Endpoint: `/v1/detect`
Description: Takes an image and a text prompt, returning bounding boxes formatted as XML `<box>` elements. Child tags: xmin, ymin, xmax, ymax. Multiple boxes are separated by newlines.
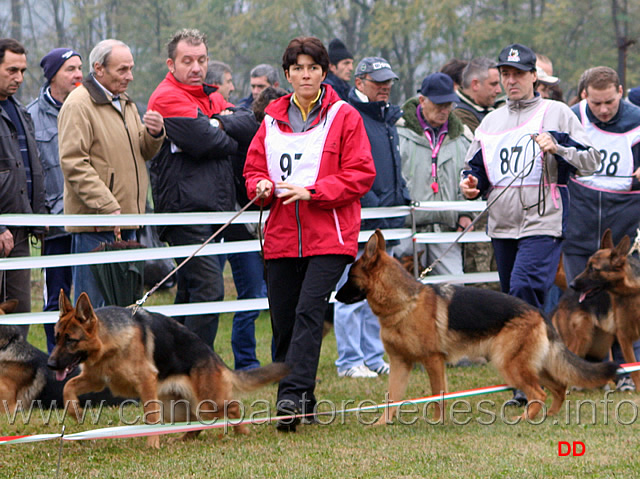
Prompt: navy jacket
<box><xmin>348</xmin><ymin>87</ymin><xmax>410</xmax><ymax>230</ymax></box>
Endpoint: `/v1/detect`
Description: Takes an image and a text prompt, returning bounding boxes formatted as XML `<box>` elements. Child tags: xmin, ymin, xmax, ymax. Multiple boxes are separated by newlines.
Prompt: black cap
<box><xmin>328</xmin><ymin>38</ymin><xmax>353</xmax><ymax>65</ymax></box>
<box><xmin>497</xmin><ymin>43</ymin><xmax>536</xmax><ymax>71</ymax></box>
<box><xmin>418</xmin><ymin>73</ymin><xmax>458</xmax><ymax>104</ymax></box>
<box><xmin>40</xmin><ymin>48</ymin><xmax>82</xmax><ymax>82</ymax></box>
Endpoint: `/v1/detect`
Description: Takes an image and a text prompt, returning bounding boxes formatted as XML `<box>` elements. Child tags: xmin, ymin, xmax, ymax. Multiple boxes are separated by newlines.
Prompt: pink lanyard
<box><xmin>417</xmin><ymin>105</ymin><xmax>448</xmax><ymax>194</ymax></box>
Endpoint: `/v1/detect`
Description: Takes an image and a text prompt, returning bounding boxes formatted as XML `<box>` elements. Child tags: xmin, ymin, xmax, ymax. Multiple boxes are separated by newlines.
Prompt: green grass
<box><xmin>7</xmin><ymin>267</ymin><xmax>640</xmax><ymax>478</ymax></box>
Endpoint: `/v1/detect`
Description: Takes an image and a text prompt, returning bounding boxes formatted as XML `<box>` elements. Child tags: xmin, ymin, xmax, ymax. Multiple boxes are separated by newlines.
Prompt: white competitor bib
<box><xmin>576</xmin><ymin>99</ymin><xmax>640</xmax><ymax>191</ymax></box>
<box><xmin>264</xmin><ymin>101</ymin><xmax>345</xmax><ymax>195</ymax></box>
<box><xmin>476</xmin><ymin>101</ymin><xmax>551</xmax><ymax>187</ymax></box>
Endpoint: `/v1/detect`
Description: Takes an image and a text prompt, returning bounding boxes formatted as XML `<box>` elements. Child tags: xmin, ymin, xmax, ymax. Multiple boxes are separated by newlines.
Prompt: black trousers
<box><xmin>265</xmin><ymin>254</ymin><xmax>350</xmax><ymax>413</ymax></box>
<box><xmin>1</xmin><ymin>228</ymin><xmax>31</xmax><ymax>338</ymax></box>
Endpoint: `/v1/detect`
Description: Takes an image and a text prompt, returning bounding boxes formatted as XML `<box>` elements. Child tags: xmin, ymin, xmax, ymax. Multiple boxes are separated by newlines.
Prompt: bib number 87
<box><xmin>500</xmin><ymin>146</ymin><xmax>533</xmax><ymax>176</ymax></box>
<box><xmin>280</xmin><ymin>153</ymin><xmax>303</xmax><ymax>181</ymax></box>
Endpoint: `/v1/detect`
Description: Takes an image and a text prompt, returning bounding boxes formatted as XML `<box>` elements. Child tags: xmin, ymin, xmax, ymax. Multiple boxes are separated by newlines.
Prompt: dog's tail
<box><xmin>546</xmin><ymin>325</ymin><xmax>619</xmax><ymax>388</ymax></box>
<box><xmin>230</xmin><ymin>362</ymin><xmax>289</xmax><ymax>393</ymax></box>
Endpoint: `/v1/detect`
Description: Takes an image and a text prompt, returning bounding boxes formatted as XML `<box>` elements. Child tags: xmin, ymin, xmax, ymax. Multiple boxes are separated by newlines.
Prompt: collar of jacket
<box><xmin>400</xmin><ymin>96</ymin><xmax>464</xmax><ymax>139</ymax></box>
<box><xmin>265</xmin><ymin>84</ymin><xmax>342</xmax><ymax>124</ymax></box>
<box><xmin>456</xmin><ymin>89</ymin><xmax>493</xmax><ymax>115</ymax></box>
<box><xmin>348</xmin><ymin>87</ymin><xmax>403</xmax><ymax>124</ymax></box>
<box><xmin>83</xmin><ymin>73</ymin><xmax>132</xmax><ymax>105</ymax></box>
<box><xmin>506</xmin><ymin>92</ymin><xmax>542</xmax><ymax>113</ymax></box>
<box><xmin>585</xmin><ymin>98</ymin><xmax>640</xmax><ymax>132</ymax></box>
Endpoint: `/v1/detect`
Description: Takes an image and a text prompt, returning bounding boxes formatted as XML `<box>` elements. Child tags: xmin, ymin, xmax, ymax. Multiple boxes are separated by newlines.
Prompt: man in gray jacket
<box><xmin>460</xmin><ymin>43</ymin><xmax>600</xmax><ymax>405</ymax></box>
<box><xmin>27</xmin><ymin>47</ymin><xmax>83</xmax><ymax>352</ymax></box>
<box><xmin>0</xmin><ymin>38</ymin><xmax>46</xmax><ymax>337</ymax></box>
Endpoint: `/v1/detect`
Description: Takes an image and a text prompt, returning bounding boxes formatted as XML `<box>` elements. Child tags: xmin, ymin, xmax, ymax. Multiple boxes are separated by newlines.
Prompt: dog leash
<box><xmin>419</xmin><ymin>134</ymin><xmax>544</xmax><ymax>279</ymax></box>
<box><xmin>132</xmin><ymin>194</ymin><xmax>265</xmax><ymax>314</ymax></box>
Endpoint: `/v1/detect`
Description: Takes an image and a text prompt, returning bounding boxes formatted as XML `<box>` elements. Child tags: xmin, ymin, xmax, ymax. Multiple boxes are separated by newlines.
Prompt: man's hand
<box><xmin>276</xmin><ymin>182</ymin><xmax>311</xmax><ymax>205</ymax></box>
<box><xmin>458</xmin><ymin>215</ymin><xmax>474</xmax><ymax>232</ymax></box>
<box><xmin>0</xmin><ymin>230</ymin><xmax>14</xmax><ymax>257</ymax></box>
<box><xmin>111</xmin><ymin>209</ymin><xmax>122</xmax><ymax>241</ymax></box>
<box><xmin>634</xmin><ymin>167</ymin><xmax>640</xmax><ymax>181</ymax></box>
<box><xmin>143</xmin><ymin>110</ymin><xmax>164</xmax><ymax>136</ymax></box>
<box><xmin>460</xmin><ymin>174</ymin><xmax>480</xmax><ymax>199</ymax></box>
<box><xmin>535</xmin><ymin>132</ymin><xmax>558</xmax><ymax>155</ymax></box>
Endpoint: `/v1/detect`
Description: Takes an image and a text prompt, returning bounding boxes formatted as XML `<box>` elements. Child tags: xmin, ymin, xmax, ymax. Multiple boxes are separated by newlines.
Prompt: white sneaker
<box><xmin>616</xmin><ymin>376</ymin><xmax>635</xmax><ymax>392</ymax></box>
<box><xmin>370</xmin><ymin>362</ymin><xmax>390</xmax><ymax>375</ymax></box>
<box><xmin>338</xmin><ymin>364</ymin><xmax>378</xmax><ymax>378</ymax></box>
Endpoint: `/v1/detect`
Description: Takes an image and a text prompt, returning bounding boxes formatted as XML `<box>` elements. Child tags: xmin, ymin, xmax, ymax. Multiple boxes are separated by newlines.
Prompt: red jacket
<box><xmin>244</xmin><ymin>85</ymin><xmax>375</xmax><ymax>260</ymax></box>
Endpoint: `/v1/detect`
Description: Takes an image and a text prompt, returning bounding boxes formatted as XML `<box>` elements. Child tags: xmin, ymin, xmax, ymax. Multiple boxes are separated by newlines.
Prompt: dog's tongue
<box><xmin>55</xmin><ymin>370</ymin><xmax>68</xmax><ymax>381</ymax></box>
<box><xmin>578</xmin><ymin>292</ymin><xmax>588</xmax><ymax>303</ymax></box>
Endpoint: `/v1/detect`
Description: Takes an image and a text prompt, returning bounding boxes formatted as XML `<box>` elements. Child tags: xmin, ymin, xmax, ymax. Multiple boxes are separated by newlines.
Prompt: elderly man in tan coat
<box><xmin>59</xmin><ymin>38</ymin><xmax>164</xmax><ymax>307</ymax></box>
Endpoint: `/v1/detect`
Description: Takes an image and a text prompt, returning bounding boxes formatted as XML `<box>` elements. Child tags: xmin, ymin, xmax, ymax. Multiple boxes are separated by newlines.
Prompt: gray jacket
<box><xmin>0</xmin><ymin>96</ymin><xmax>46</xmax><ymax>234</ymax></box>
<box><xmin>464</xmin><ymin>95</ymin><xmax>600</xmax><ymax>239</ymax></box>
<box><xmin>27</xmin><ymin>87</ymin><xmax>66</xmax><ymax>237</ymax></box>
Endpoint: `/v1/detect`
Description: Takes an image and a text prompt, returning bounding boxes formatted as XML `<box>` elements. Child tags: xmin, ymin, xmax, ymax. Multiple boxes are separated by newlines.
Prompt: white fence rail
<box><xmin>1</xmin><ymin>202</ymin><xmax>498</xmax><ymax>325</ymax></box>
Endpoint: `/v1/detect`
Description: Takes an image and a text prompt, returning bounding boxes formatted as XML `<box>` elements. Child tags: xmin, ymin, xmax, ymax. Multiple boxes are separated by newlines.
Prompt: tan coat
<box><xmin>58</xmin><ymin>75</ymin><xmax>164</xmax><ymax>232</ymax></box>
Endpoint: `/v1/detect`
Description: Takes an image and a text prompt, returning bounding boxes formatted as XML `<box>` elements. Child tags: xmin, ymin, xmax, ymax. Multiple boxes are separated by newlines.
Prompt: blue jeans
<box><xmin>333</xmin><ymin>249</ymin><xmax>386</xmax><ymax>372</ymax></box>
<box><xmin>220</xmin><ymin>251</ymin><xmax>267</xmax><ymax>370</ymax></box>
<box><xmin>43</xmin><ymin>234</ymin><xmax>72</xmax><ymax>353</ymax></box>
<box><xmin>71</xmin><ymin>230</ymin><xmax>136</xmax><ymax>308</ymax></box>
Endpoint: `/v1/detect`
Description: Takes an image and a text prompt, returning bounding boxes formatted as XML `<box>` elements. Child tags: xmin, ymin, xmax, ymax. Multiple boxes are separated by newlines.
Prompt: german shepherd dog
<box><xmin>554</xmin><ymin>229</ymin><xmax>640</xmax><ymax>388</ymax></box>
<box><xmin>48</xmin><ymin>291</ymin><xmax>288</xmax><ymax>448</ymax></box>
<box><xmin>0</xmin><ymin>299</ymin><xmax>123</xmax><ymax>413</ymax></box>
<box><xmin>336</xmin><ymin>230</ymin><xmax>619</xmax><ymax>424</ymax></box>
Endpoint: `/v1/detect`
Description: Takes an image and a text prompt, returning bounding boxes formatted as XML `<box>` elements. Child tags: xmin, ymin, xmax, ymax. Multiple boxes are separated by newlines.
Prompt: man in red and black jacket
<box><xmin>148</xmin><ymin>28</ymin><xmax>255</xmax><ymax>348</ymax></box>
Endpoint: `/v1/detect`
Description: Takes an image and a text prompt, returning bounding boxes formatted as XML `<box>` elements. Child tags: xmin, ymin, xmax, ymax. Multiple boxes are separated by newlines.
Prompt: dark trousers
<box><xmin>266</xmin><ymin>254</ymin><xmax>350</xmax><ymax>413</ymax></box>
<box><xmin>1</xmin><ymin>228</ymin><xmax>31</xmax><ymax>338</ymax></box>
<box><xmin>43</xmin><ymin>234</ymin><xmax>72</xmax><ymax>353</ymax></box>
<box><xmin>162</xmin><ymin>225</ymin><xmax>224</xmax><ymax>349</ymax></box>
<box><xmin>492</xmin><ymin>235</ymin><xmax>562</xmax><ymax>309</ymax></box>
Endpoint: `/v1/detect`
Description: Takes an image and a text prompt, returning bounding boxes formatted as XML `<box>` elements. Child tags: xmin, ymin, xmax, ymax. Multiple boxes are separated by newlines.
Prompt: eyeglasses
<box><xmin>361</xmin><ymin>77</ymin><xmax>393</xmax><ymax>87</ymax></box>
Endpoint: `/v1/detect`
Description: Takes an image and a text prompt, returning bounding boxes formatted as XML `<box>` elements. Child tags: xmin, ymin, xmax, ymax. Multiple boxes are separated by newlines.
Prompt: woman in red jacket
<box><xmin>244</xmin><ymin>36</ymin><xmax>375</xmax><ymax>432</ymax></box>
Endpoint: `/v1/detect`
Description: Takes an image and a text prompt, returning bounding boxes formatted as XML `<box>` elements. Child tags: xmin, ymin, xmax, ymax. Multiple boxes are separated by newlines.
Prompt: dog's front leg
<box><xmin>375</xmin><ymin>355</ymin><xmax>412</xmax><ymax>426</ymax></box>
<box><xmin>62</xmin><ymin>374</ymin><xmax>104</xmax><ymax>422</ymax></box>
<box><xmin>616</xmin><ymin>334</ymin><xmax>640</xmax><ymax>389</ymax></box>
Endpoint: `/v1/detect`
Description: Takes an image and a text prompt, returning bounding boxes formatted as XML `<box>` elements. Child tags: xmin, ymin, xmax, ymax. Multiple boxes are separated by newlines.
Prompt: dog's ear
<box><xmin>59</xmin><ymin>289</ymin><xmax>73</xmax><ymax>315</ymax></box>
<box><xmin>374</xmin><ymin>229</ymin><xmax>386</xmax><ymax>252</ymax></box>
<box><xmin>363</xmin><ymin>232</ymin><xmax>379</xmax><ymax>263</ymax></box>
<box><xmin>612</xmin><ymin>235</ymin><xmax>631</xmax><ymax>266</ymax></box>
<box><xmin>0</xmin><ymin>299</ymin><xmax>18</xmax><ymax>314</ymax></box>
<box><xmin>75</xmin><ymin>293</ymin><xmax>96</xmax><ymax>324</ymax></box>
<box><xmin>601</xmin><ymin>229</ymin><xmax>614</xmax><ymax>250</ymax></box>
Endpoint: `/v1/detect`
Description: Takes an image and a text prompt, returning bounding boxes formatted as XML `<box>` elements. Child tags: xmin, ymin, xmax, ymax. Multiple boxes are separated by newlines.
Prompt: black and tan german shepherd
<box><xmin>336</xmin><ymin>230</ymin><xmax>618</xmax><ymax>424</ymax></box>
<box><xmin>553</xmin><ymin>229</ymin><xmax>640</xmax><ymax>388</ymax></box>
<box><xmin>48</xmin><ymin>291</ymin><xmax>288</xmax><ymax>448</ymax></box>
<box><xmin>0</xmin><ymin>299</ymin><xmax>123</xmax><ymax>413</ymax></box>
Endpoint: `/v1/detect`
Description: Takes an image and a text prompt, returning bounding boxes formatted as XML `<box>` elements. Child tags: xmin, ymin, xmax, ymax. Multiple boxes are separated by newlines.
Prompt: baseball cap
<box><xmin>536</xmin><ymin>66</ymin><xmax>559</xmax><ymax>85</ymax></box>
<box><xmin>40</xmin><ymin>48</ymin><xmax>82</xmax><ymax>82</ymax></box>
<box><xmin>497</xmin><ymin>43</ymin><xmax>536</xmax><ymax>71</ymax></box>
<box><xmin>418</xmin><ymin>72</ymin><xmax>459</xmax><ymax>104</ymax></box>
<box><xmin>355</xmin><ymin>57</ymin><xmax>399</xmax><ymax>82</ymax></box>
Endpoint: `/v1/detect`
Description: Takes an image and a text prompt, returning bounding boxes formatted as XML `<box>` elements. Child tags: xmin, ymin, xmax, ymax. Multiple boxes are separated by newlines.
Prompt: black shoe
<box><xmin>505</xmin><ymin>390</ymin><xmax>528</xmax><ymax>407</ymax></box>
<box><xmin>275</xmin><ymin>408</ymin><xmax>300</xmax><ymax>433</ymax></box>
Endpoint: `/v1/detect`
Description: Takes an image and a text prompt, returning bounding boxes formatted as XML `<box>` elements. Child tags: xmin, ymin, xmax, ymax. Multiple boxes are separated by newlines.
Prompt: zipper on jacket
<box><xmin>296</xmin><ymin>201</ymin><xmax>302</xmax><ymax>257</ymax></box>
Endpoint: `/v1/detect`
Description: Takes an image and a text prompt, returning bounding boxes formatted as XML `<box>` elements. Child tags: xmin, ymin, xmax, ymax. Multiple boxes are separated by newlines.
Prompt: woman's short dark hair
<box><xmin>282</xmin><ymin>36</ymin><xmax>329</xmax><ymax>74</ymax></box>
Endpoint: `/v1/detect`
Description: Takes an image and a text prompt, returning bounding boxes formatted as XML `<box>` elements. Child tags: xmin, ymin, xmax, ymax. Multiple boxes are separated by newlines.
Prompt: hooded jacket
<box><xmin>399</xmin><ymin>96</ymin><xmax>472</xmax><ymax>230</ymax></box>
<box><xmin>464</xmin><ymin>95</ymin><xmax>600</xmax><ymax>239</ymax></box>
<box><xmin>244</xmin><ymin>85</ymin><xmax>375</xmax><ymax>260</ymax></box>
<box><xmin>58</xmin><ymin>74</ymin><xmax>164</xmax><ymax>232</ymax></box>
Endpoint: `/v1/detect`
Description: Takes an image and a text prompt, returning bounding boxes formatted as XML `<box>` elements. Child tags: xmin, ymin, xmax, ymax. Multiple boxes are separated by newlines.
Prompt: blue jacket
<box><xmin>348</xmin><ymin>87</ymin><xmax>410</xmax><ymax>230</ymax></box>
<box><xmin>324</xmin><ymin>72</ymin><xmax>351</xmax><ymax>102</ymax></box>
<box><xmin>27</xmin><ymin>87</ymin><xmax>67</xmax><ymax>237</ymax></box>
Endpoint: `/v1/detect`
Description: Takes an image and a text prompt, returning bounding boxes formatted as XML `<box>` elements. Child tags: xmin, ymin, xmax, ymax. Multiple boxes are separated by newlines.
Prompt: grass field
<box><xmin>2</xmin><ymin>269</ymin><xmax>640</xmax><ymax>478</ymax></box>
